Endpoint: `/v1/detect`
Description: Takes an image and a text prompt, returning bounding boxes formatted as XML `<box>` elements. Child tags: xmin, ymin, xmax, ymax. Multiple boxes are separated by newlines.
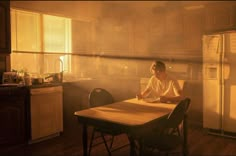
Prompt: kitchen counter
<box><xmin>0</xmin><ymin>82</ymin><xmax>62</xmax><ymax>89</ymax></box>
<box><xmin>27</xmin><ymin>82</ymin><xmax>62</xmax><ymax>89</ymax></box>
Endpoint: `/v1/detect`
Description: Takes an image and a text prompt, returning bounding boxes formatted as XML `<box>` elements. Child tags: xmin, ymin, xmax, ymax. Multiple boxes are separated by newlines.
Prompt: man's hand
<box><xmin>136</xmin><ymin>93</ymin><xmax>143</xmax><ymax>100</ymax></box>
<box><xmin>160</xmin><ymin>96</ymin><xmax>169</xmax><ymax>103</ymax></box>
<box><xmin>160</xmin><ymin>96</ymin><xmax>183</xmax><ymax>103</ymax></box>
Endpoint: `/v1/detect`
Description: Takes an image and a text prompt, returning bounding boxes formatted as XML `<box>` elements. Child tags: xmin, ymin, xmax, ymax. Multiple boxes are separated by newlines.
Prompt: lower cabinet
<box><xmin>0</xmin><ymin>85</ymin><xmax>63</xmax><ymax>146</ymax></box>
<box><xmin>0</xmin><ymin>87</ymin><xmax>28</xmax><ymax>147</ymax></box>
<box><xmin>29</xmin><ymin>86</ymin><xmax>63</xmax><ymax>142</ymax></box>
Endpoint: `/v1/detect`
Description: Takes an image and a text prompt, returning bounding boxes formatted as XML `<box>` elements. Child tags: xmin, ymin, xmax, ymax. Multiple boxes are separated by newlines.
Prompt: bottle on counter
<box><xmin>24</xmin><ymin>72</ymin><xmax>32</xmax><ymax>86</ymax></box>
<box><xmin>17</xmin><ymin>71</ymin><xmax>25</xmax><ymax>86</ymax></box>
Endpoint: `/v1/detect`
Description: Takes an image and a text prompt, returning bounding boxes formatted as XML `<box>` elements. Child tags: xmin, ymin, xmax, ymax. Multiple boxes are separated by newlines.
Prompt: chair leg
<box><xmin>101</xmin><ymin>133</ymin><xmax>112</xmax><ymax>156</ymax></box>
<box><xmin>137</xmin><ymin>139</ymin><xmax>144</xmax><ymax>156</ymax></box>
<box><xmin>183</xmin><ymin>145</ymin><xmax>188</xmax><ymax>156</ymax></box>
<box><xmin>109</xmin><ymin>136</ymin><xmax>114</xmax><ymax>149</ymax></box>
<box><xmin>88</xmin><ymin>129</ymin><xmax>96</xmax><ymax>156</ymax></box>
<box><xmin>177</xmin><ymin>127</ymin><xmax>181</xmax><ymax>136</ymax></box>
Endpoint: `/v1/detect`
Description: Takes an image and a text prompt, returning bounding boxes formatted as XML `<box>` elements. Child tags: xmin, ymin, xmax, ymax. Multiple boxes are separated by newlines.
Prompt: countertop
<box><xmin>0</xmin><ymin>82</ymin><xmax>63</xmax><ymax>89</ymax></box>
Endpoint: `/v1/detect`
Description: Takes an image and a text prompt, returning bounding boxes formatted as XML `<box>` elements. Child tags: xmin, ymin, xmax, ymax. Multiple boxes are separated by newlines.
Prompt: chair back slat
<box><xmin>89</xmin><ymin>88</ymin><xmax>114</xmax><ymax>107</ymax></box>
<box><xmin>165</xmin><ymin>98</ymin><xmax>191</xmax><ymax>130</ymax></box>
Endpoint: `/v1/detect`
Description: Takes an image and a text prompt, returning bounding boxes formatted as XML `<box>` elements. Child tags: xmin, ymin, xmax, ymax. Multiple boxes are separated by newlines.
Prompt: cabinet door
<box><xmin>164</xmin><ymin>7</ymin><xmax>184</xmax><ymax>51</ymax></box>
<box><xmin>30</xmin><ymin>88</ymin><xmax>63</xmax><ymax>141</ymax></box>
<box><xmin>97</xmin><ymin>19</ymin><xmax>131</xmax><ymax>56</ymax></box>
<box><xmin>133</xmin><ymin>18</ymin><xmax>150</xmax><ymax>57</ymax></box>
<box><xmin>0</xmin><ymin>88</ymin><xmax>27</xmax><ymax>146</ymax></box>
<box><xmin>0</xmin><ymin>99</ymin><xmax>26</xmax><ymax>145</ymax></box>
<box><xmin>0</xmin><ymin>1</ymin><xmax>11</xmax><ymax>53</ymax></box>
<box><xmin>148</xmin><ymin>7</ymin><xmax>166</xmax><ymax>55</ymax></box>
<box><xmin>205</xmin><ymin>2</ymin><xmax>236</xmax><ymax>32</ymax></box>
<box><xmin>183</xmin><ymin>9</ymin><xmax>204</xmax><ymax>54</ymax></box>
<box><xmin>72</xmin><ymin>20</ymin><xmax>93</xmax><ymax>54</ymax></box>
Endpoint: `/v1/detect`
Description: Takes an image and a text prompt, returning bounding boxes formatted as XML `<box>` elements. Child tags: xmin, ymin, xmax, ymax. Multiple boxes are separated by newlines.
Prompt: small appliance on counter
<box><xmin>1</xmin><ymin>71</ymin><xmax>31</xmax><ymax>86</ymax></box>
<box><xmin>44</xmin><ymin>72</ymin><xmax>63</xmax><ymax>83</ymax></box>
<box><xmin>30</xmin><ymin>73</ymin><xmax>43</xmax><ymax>85</ymax></box>
<box><xmin>2</xmin><ymin>72</ymin><xmax>18</xmax><ymax>84</ymax></box>
<box><xmin>31</xmin><ymin>77</ymin><xmax>44</xmax><ymax>85</ymax></box>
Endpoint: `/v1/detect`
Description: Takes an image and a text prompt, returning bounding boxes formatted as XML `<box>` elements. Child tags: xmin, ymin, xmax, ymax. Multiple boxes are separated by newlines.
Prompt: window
<box><xmin>11</xmin><ymin>8</ymin><xmax>71</xmax><ymax>74</ymax></box>
<box><xmin>43</xmin><ymin>14</ymin><xmax>71</xmax><ymax>53</ymax></box>
<box><xmin>11</xmin><ymin>9</ymin><xmax>41</xmax><ymax>52</ymax></box>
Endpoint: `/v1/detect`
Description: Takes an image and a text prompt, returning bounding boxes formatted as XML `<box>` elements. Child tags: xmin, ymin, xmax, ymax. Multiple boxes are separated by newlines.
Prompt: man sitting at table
<box><xmin>136</xmin><ymin>60</ymin><xmax>183</xmax><ymax>103</ymax></box>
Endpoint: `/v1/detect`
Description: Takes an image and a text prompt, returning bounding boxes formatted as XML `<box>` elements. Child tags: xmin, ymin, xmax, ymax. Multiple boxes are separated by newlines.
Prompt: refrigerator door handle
<box><xmin>216</xmin><ymin>39</ymin><xmax>219</xmax><ymax>54</ymax></box>
<box><xmin>223</xmin><ymin>63</ymin><xmax>230</xmax><ymax>80</ymax></box>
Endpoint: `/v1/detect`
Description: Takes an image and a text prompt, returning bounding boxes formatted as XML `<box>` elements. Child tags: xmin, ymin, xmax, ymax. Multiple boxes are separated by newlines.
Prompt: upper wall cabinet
<box><xmin>183</xmin><ymin>8</ymin><xmax>204</xmax><ymax>54</ymax></box>
<box><xmin>96</xmin><ymin>19</ymin><xmax>131</xmax><ymax>56</ymax></box>
<box><xmin>95</xmin><ymin>3</ymin><xmax>133</xmax><ymax>56</ymax></box>
<box><xmin>133</xmin><ymin>17</ymin><xmax>150</xmax><ymax>57</ymax></box>
<box><xmin>72</xmin><ymin>20</ymin><xmax>93</xmax><ymax>54</ymax></box>
<box><xmin>164</xmin><ymin>7</ymin><xmax>184</xmax><ymax>52</ymax></box>
<box><xmin>205</xmin><ymin>2</ymin><xmax>236</xmax><ymax>32</ymax></box>
<box><xmin>148</xmin><ymin>6</ymin><xmax>185</xmax><ymax>55</ymax></box>
<box><xmin>148</xmin><ymin>7</ymin><xmax>166</xmax><ymax>54</ymax></box>
<box><xmin>0</xmin><ymin>1</ymin><xmax>11</xmax><ymax>54</ymax></box>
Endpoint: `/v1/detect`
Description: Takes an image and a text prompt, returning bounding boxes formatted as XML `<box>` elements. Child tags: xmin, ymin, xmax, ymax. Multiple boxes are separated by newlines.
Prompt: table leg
<box><xmin>82</xmin><ymin>123</ymin><xmax>88</xmax><ymax>156</ymax></box>
<box><xmin>183</xmin><ymin>114</ymin><xmax>188</xmax><ymax>156</ymax></box>
<box><xmin>128</xmin><ymin>135</ymin><xmax>136</xmax><ymax>156</ymax></box>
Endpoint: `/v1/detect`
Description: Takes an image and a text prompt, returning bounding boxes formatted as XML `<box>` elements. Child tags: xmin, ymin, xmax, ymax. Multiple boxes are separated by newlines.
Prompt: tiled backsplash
<box><xmin>10</xmin><ymin>52</ymin><xmax>203</xmax><ymax>82</ymax></box>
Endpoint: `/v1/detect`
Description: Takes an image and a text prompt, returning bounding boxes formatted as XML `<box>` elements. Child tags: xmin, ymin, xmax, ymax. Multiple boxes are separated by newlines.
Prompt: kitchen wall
<box><xmin>64</xmin><ymin>55</ymin><xmax>196</xmax><ymax>81</ymax></box>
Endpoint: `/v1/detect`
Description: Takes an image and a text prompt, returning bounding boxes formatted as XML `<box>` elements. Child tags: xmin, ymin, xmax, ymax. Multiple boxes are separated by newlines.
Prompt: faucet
<box><xmin>54</xmin><ymin>58</ymin><xmax>64</xmax><ymax>73</ymax></box>
<box><xmin>44</xmin><ymin>58</ymin><xmax>63</xmax><ymax>83</ymax></box>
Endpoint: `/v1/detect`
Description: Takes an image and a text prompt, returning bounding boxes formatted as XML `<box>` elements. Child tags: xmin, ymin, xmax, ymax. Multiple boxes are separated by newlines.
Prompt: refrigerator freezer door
<box><xmin>203</xmin><ymin>34</ymin><xmax>223</xmax><ymax>63</ymax></box>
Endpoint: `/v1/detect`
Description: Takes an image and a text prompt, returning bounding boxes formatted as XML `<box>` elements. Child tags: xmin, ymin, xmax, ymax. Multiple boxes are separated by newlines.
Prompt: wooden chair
<box><xmin>138</xmin><ymin>98</ymin><xmax>191</xmax><ymax>156</ymax></box>
<box><xmin>88</xmin><ymin>88</ymin><xmax>128</xmax><ymax>156</ymax></box>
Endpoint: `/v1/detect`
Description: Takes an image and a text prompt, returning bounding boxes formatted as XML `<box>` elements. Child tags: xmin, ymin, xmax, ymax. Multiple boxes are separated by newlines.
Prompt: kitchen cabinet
<box><xmin>72</xmin><ymin>20</ymin><xmax>93</xmax><ymax>54</ymax></box>
<box><xmin>62</xmin><ymin>83</ymin><xmax>88</xmax><ymax>135</ymax></box>
<box><xmin>0</xmin><ymin>1</ymin><xmax>11</xmax><ymax>54</ymax></box>
<box><xmin>97</xmin><ymin>19</ymin><xmax>131</xmax><ymax>56</ymax></box>
<box><xmin>183</xmin><ymin>9</ymin><xmax>204</xmax><ymax>54</ymax></box>
<box><xmin>132</xmin><ymin>16</ymin><xmax>150</xmax><ymax>57</ymax></box>
<box><xmin>30</xmin><ymin>86</ymin><xmax>63</xmax><ymax>142</ymax></box>
<box><xmin>148</xmin><ymin>7</ymin><xmax>166</xmax><ymax>55</ymax></box>
<box><xmin>149</xmin><ymin>6</ymin><xmax>204</xmax><ymax>56</ymax></box>
<box><xmin>164</xmin><ymin>7</ymin><xmax>184</xmax><ymax>52</ymax></box>
<box><xmin>205</xmin><ymin>2</ymin><xmax>236</xmax><ymax>32</ymax></box>
<box><xmin>0</xmin><ymin>87</ymin><xmax>28</xmax><ymax>146</ymax></box>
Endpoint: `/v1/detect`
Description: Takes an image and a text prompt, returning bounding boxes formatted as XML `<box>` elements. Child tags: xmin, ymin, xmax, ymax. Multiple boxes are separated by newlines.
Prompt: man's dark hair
<box><xmin>150</xmin><ymin>60</ymin><xmax>166</xmax><ymax>73</ymax></box>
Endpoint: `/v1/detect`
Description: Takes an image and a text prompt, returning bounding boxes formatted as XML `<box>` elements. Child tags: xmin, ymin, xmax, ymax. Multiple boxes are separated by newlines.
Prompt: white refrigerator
<box><xmin>203</xmin><ymin>31</ymin><xmax>236</xmax><ymax>137</ymax></box>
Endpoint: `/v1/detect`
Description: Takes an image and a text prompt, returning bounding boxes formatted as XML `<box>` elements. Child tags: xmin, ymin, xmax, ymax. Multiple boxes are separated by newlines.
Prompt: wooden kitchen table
<box><xmin>74</xmin><ymin>98</ymin><xmax>187</xmax><ymax>156</ymax></box>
